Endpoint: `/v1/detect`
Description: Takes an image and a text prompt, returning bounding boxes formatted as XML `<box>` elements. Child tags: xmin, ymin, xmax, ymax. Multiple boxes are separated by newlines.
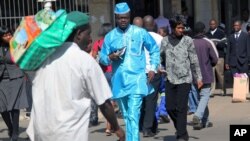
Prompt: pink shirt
<box><xmin>93</xmin><ymin>38</ymin><xmax>112</xmax><ymax>73</ymax></box>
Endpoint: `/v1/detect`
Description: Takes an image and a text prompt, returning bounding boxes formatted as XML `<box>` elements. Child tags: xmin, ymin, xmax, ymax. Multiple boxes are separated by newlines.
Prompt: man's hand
<box><xmin>225</xmin><ymin>64</ymin><xmax>230</xmax><ymax>70</ymax></box>
<box><xmin>99</xmin><ymin>100</ymin><xmax>125</xmax><ymax>140</ymax></box>
<box><xmin>148</xmin><ymin>71</ymin><xmax>155</xmax><ymax>83</ymax></box>
<box><xmin>157</xmin><ymin>66</ymin><xmax>167</xmax><ymax>74</ymax></box>
<box><xmin>115</xmin><ymin>127</ymin><xmax>125</xmax><ymax>141</ymax></box>
<box><xmin>109</xmin><ymin>52</ymin><xmax>120</xmax><ymax>61</ymax></box>
<box><xmin>197</xmin><ymin>80</ymin><xmax>203</xmax><ymax>89</ymax></box>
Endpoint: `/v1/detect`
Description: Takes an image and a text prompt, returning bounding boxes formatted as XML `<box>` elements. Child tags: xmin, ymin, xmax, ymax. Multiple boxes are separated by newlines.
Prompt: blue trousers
<box><xmin>117</xmin><ymin>94</ymin><xmax>143</xmax><ymax>141</ymax></box>
<box><xmin>155</xmin><ymin>95</ymin><xmax>168</xmax><ymax>121</ymax></box>
<box><xmin>188</xmin><ymin>84</ymin><xmax>198</xmax><ymax>113</ymax></box>
<box><xmin>194</xmin><ymin>84</ymin><xmax>211</xmax><ymax>125</ymax></box>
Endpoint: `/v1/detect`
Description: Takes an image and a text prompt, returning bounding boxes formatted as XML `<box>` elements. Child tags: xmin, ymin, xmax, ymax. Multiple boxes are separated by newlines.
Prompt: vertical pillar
<box><xmin>224</xmin><ymin>0</ymin><xmax>232</xmax><ymax>34</ymax></box>
<box><xmin>194</xmin><ymin>0</ymin><xmax>218</xmax><ymax>29</ymax></box>
<box><xmin>163</xmin><ymin>0</ymin><xmax>172</xmax><ymax>18</ymax></box>
<box><xmin>211</xmin><ymin>0</ymin><xmax>219</xmax><ymax>21</ymax></box>
<box><xmin>249</xmin><ymin>0</ymin><xmax>250</xmax><ymax>10</ymax></box>
<box><xmin>159</xmin><ymin>0</ymin><xmax>164</xmax><ymax>16</ymax></box>
<box><xmin>184</xmin><ymin>0</ymin><xmax>193</xmax><ymax>16</ymax></box>
<box><xmin>89</xmin><ymin>0</ymin><xmax>112</xmax><ymax>41</ymax></box>
<box><xmin>172</xmin><ymin>0</ymin><xmax>182</xmax><ymax>15</ymax></box>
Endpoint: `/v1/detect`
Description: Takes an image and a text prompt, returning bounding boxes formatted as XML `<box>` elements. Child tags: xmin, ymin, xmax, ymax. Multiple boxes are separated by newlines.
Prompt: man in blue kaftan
<box><xmin>99</xmin><ymin>2</ymin><xmax>160</xmax><ymax>141</ymax></box>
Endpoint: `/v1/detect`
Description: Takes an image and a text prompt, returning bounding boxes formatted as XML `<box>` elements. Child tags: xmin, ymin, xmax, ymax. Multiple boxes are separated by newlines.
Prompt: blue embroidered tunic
<box><xmin>100</xmin><ymin>25</ymin><xmax>160</xmax><ymax>99</ymax></box>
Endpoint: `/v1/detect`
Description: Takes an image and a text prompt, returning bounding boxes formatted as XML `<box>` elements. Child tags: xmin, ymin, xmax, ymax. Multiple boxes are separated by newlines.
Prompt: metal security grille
<box><xmin>0</xmin><ymin>0</ymin><xmax>89</xmax><ymax>31</ymax></box>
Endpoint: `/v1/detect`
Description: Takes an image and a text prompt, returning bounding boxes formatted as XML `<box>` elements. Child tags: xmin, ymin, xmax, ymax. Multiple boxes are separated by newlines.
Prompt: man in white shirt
<box><xmin>140</xmin><ymin>15</ymin><xmax>162</xmax><ymax>137</ymax></box>
<box><xmin>26</xmin><ymin>11</ymin><xmax>125</xmax><ymax>141</ymax></box>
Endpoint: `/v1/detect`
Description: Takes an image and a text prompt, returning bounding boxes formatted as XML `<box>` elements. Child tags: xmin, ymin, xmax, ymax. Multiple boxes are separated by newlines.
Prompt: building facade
<box><xmin>92</xmin><ymin>0</ymin><xmax>250</xmax><ymax>37</ymax></box>
<box><xmin>1</xmin><ymin>0</ymin><xmax>250</xmax><ymax>40</ymax></box>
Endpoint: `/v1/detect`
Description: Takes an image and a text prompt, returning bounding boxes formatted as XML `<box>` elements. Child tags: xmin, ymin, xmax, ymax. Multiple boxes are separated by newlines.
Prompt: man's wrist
<box><xmin>108</xmin><ymin>55</ymin><xmax>112</xmax><ymax>63</ymax></box>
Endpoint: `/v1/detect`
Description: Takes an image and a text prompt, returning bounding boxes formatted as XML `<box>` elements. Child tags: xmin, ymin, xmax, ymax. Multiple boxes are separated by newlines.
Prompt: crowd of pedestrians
<box><xmin>1</xmin><ymin>1</ymin><xmax>250</xmax><ymax>141</ymax></box>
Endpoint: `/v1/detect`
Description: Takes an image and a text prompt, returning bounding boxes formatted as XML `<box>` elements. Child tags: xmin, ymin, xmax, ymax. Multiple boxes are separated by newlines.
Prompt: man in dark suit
<box><xmin>226</xmin><ymin>20</ymin><xmax>250</xmax><ymax>74</ymax></box>
<box><xmin>206</xmin><ymin>19</ymin><xmax>227</xmax><ymax>96</ymax></box>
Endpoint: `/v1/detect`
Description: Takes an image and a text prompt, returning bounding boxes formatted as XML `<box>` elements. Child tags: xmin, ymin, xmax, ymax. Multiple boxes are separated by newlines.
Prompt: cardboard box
<box><xmin>232</xmin><ymin>75</ymin><xmax>249</xmax><ymax>102</ymax></box>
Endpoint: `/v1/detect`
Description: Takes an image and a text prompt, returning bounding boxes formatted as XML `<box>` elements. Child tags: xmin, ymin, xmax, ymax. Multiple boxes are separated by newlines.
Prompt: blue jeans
<box><xmin>194</xmin><ymin>84</ymin><xmax>211</xmax><ymax>125</ymax></box>
<box><xmin>188</xmin><ymin>84</ymin><xmax>198</xmax><ymax>113</ymax></box>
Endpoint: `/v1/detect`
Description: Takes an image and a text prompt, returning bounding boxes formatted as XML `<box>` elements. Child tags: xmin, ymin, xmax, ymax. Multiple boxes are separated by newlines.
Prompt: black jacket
<box><xmin>226</xmin><ymin>31</ymin><xmax>250</xmax><ymax>72</ymax></box>
<box><xmin>0</xmin><ymin>46</ymin><xmax>24</xmax><ymax>80</ymax></box>
<box><xmin>206</xmin><ymin>28</ymin><xmax>227</xmax><ymax>58</ymax></box>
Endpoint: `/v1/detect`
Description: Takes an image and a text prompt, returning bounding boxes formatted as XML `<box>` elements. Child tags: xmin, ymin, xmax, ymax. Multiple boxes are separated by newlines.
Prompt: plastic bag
<box><xmin>9</xmin><ymin>16</ymin><xmax>42</xmax><ymax>62</ymax></box>
<box><xmin>17</xmin><ymin>10</ymin><xmax>76</xmax><ymax>70</ymax></box>
<box><xmin>35</xmin><ymin>8</ymin><xmax>56</xmax><ymax>31</ymax></box>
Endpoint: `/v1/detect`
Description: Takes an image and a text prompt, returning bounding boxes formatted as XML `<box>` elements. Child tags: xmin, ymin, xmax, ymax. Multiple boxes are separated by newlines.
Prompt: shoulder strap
<box><xmin>203</xmin><ymin>37</ymin><xmax>219</xmax><ymax>58</ymax></box>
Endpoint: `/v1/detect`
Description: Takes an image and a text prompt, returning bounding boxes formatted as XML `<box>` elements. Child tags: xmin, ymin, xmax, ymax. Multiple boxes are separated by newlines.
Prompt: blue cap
<box><xmin>114</xmin><ymin>2</ymin><xmax>130</xmax><ymax>14</ymax></box>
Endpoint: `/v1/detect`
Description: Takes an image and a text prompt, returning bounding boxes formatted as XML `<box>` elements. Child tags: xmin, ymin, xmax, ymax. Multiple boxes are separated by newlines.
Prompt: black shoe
<box><xmin>222</xmin><ymin>92</ymin><xmax>226</xmax><ymax>96</ymax></box>
<box><xmin>160</xmin><ymin>115</ymin><xmax>170</xmax><ymax>123</ymax></box>
<box><xmin>10</xmin><ymin>134</ymin><xmax>18</xmax><ymax>141</ymax></box>
<box><xmin>187</xmin><ymin>111</ymin><xmax>194</xmax><ymax>115</ymax></box>
<box><xmin>143</xmin><ymin>130</ymin><xmax>155</xmax><ymax>137</ymax></box>
<box><xmin>89</xmin><ymin>120</ymin><xmax>98</xmax><ymax>127</ymax></box>
<box><xmin>26</xmin><ymin>112</ymin><xmax>31</xmax><ymax>117</ymax></box>
<box><xmin>10</xmin><ymin>138</ymin><xmax>18</xmax><ymax>141</ymax></box>
<box><xmin>210</xmin><ymin>94</ymin><xmax>214</xmax><ymax>98</ymax></box>
<box><xmin>192</xmin><ymin>116</ymin><xmax>203</xmax><ymax>130</ymax></box>
<box><xmin>222</xmin><ymin>88</ymin><xmax>227</xmax><ymax>96</ymax></box>
<box><xmin>203</xmin><ymin>122</ymin><xmax>213</xmax><ymax>128</ymax></box>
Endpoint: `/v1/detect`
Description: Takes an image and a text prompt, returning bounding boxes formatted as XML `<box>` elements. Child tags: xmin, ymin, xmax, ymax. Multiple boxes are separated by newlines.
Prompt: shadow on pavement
<box><xmin>0</xmin><ymin>127</ymin><xmax>29</xmax><ymax>141</ymax></box>
<box><xmin>163</xmin><ymin>135</ymin><xmax>176</xmax><ymax>141</ymax></box>
<box><xmin>90</xmin><ymin>127</ymin><xmax>106</xmax><ymax>134</ymax></box>
<box><xmin>0</xmin><ymin>128</ymin><xmax>8</xmax><ymax>134</ymax></box>
<box><xmin>0</xmin><ymin>137</ymin><xmax>29</xmax><ymax>141</ymax></box>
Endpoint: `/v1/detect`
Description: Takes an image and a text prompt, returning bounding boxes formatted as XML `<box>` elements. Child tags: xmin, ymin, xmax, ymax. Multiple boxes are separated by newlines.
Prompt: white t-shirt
<box><xmin>27</xmin><ymin>42</ymin><xmax>112</xmax><ymax>141</ymax></box>
<box><xmin>145</xmin><ymin>32</ymin><xmax>163</xmax><ymax>73</ymax></box>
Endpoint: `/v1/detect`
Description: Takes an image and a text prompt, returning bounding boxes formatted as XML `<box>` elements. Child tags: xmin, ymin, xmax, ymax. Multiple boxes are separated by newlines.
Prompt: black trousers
<box><xmin>90</xmin><ymin>98</ymin><xmax>98</xmax><ymax>123</ymax></box>
<box><xmin>1</xmin><ymin>109</ymin><xmax>20</xmax><ymax>139</ymax></box>
<box><xmin>166</xmin><ymin>80</ymin><xmax>191</xmax><ymax>140</ymax></box>
<box><xmin>140</xmin><ymin>73</ymin><xmax>161</xmax><ymax>133</ymax></box>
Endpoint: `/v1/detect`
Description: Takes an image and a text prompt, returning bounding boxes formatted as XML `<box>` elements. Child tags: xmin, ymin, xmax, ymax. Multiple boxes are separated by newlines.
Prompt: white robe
<box><xmin>27</xmin><ymin>42</ymin><xmax>112</xmax><ymax>141</ymax></box>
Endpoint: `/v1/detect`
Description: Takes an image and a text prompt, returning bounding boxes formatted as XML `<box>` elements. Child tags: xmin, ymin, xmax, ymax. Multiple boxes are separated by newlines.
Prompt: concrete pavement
<box><xmin>0</xmin><ymin>89</ymin><xmax>250</xmax><ymax>141</ymax></box>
